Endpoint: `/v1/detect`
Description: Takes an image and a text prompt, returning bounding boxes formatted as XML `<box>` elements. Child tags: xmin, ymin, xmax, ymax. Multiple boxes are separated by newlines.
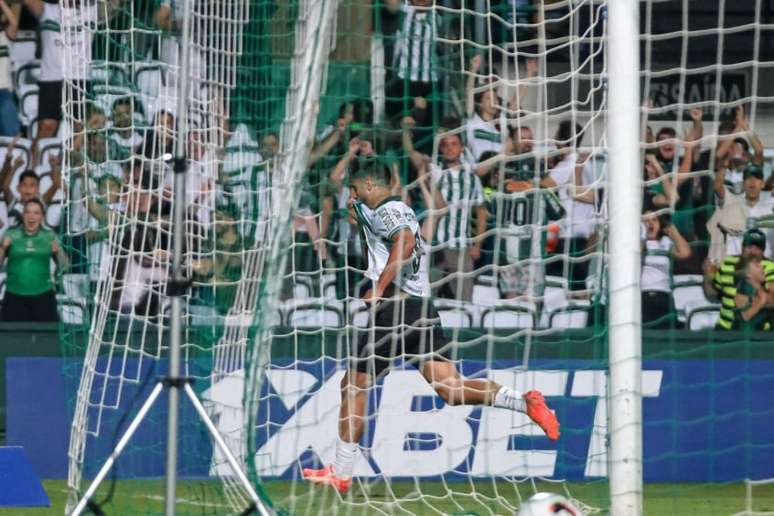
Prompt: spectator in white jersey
<box><xmin>640</xmin><ymin>211</ymin><xmax>692</xmax><ymax>329</ymax></box>
<box><xmin>541</xmin><ymin>120</ymin><xmax>597</xmax><ymax>291</ymax></box>
<box><xmin>109</xmin><ymin>96</ymin><xmax>145</xmax><ymax>160</ymax></box>
<box><xmin>25</xmin><ymin>0</ymin><xmax>94</xmax><ymax>163</ymax></box>
<box><xmin>403</xmin><ymin>116</ymin><xmax>487</xmax><ymax>301</ymax></box>
<box><xmin>463</xmin><ymin>55</ymin><xmax>537</xmax><ymax>164</ymax></box>
<box><xmin>464</xmin><ymin>55</ymin><xmax>504</xmax><ymax>163</ymax></box>
<box><xmin>25</xmin><ymin>0</ymin><xmax>62</xmax><ymax>157</ymax></box>
<box><xmin>302</xmin><ymin>157</ymin><xmax>560</xmax><ymax>494</ymax></box>
<box><xmin>0</xmin><ymin>0</ymin><xmax>19</xmax><ymax>137</ymax></box>
<box><xmin>707</xmin><ymin>164</ymin><xmax>774</xmax><ymax>262</ymax></box>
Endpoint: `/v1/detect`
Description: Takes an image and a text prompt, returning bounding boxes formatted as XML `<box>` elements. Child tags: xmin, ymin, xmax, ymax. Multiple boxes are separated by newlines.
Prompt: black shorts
<box><xmin>38</xmin><ymin>80</ymin><xmax>63</xmax><ymax>121</ymax></box>
<box><xmin>352</xmin><ymin>296</ymin><xmax>450</xmax><ymax>378</ymax></box>
<box><xmin>38</xmin><ymin>80</ymin><xmax>89</xmax><ymax>122</ymax></box>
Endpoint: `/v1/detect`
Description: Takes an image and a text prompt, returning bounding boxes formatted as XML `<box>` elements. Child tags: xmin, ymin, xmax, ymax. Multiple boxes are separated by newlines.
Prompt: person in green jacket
<box><xmin>0</xmin><ymin>198</ymin><xmax>68</xmax><ymax>321</ymax></box>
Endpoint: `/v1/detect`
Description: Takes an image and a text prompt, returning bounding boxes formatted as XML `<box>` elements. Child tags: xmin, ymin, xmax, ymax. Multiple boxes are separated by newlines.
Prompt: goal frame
<box><xmin>607</xmin><ymin>1</ymin><xmax>643</xmax><ymax>515</ymax></box>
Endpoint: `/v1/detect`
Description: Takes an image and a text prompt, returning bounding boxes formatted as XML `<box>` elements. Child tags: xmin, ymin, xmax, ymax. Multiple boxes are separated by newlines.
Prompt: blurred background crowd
<box><xmin>0</xmin><ymin>0</ymin><xmax>771</xmax><ymax>333</ymax></box>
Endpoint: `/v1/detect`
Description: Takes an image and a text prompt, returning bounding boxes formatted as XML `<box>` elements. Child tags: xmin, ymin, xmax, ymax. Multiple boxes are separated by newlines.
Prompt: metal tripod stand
<box><xmin>70</xmin><ymin>0</ymin><xmax>271</xmax><ymax>513</ymax></box>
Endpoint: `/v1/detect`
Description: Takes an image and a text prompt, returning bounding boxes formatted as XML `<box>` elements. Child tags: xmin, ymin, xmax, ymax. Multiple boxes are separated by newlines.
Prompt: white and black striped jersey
<box><xmin>352</xmin><ymin>196</ymin><xmax>429</xmax><ymax>297</ymax></box>
<box><xmin>431</xmin><ymin>163</ymin><xmax>485</xmax><ymax>249</ymax></box>
<box><xmin>392</xmin><ymin>2</ymin><xmax>440</xmax><ymax>83</ymax></box>
<box><xmin>220</xmin><ymin>161</ymin><xmax>271</xmax><ymax>242</ymax></box>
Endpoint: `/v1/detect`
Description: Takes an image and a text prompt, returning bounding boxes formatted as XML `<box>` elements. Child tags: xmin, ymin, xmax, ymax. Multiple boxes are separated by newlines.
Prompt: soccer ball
<box><xmin>516</xmin><ymin>492</ymin><xmax>583</xmax><ymax>516</ymax></box>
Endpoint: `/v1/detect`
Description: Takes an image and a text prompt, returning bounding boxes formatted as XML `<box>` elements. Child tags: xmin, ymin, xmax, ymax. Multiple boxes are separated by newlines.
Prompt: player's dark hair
<box><xmin>351</xmin><ymin>156</ymin><xmax>391</xmax><ymax>186</ymax></box>
<box><xmin>18</xmin><ymin>170</ymin><xmax>39</xmax><ymax>184</ymax></box>
<box><xmin>556</xmin><ymin>120</ymin><xmax>583</xmax><ymax>148</ymax></box>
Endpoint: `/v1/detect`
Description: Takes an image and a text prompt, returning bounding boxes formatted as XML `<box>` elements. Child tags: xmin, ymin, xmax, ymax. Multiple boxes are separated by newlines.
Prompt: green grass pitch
<box><xmin>1</xmin><ymin>480</ymin><xmax>773</xmax><ymax>515</ymax></box>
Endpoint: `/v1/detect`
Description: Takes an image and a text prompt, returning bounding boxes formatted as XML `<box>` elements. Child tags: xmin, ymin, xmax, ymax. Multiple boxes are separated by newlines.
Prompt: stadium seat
<box><xmin>472</xmin><ymin>283</ymin><xmax>500</xmax><ymax>306</ymax></box>
<box><xmin>539</xmin><ymin>282</ymin><xmax>570</xmax><ymax>327</ymax></box>
<box><xmin>685</xmin><ymin>301</ymin><xmax>721</xmax><ymax>330</ymax></box>
<box><xmin>348</xmin><ymin>299</ymin><xmax>369</xmax><ymax>328</ymax></box>
<box><xmin>9</xmin><ymin>36</ymin><xmax>36</xmax><ymax>73</ymax></box>
<box><xmin>321</xmin><ymin>272</ymin><xmax>337</xmax><ymax>300</ymax></box>
<box><xmin>92</xmin><ymin>86</ymin><xmax>135</xmax><ymax>116</ymax></box>
<box><xmin>285</xmin><ymin>302</ymin><xmax>344</xmax><ymax>328</ymax></box>
<box><xmin>672</xmin><ymin>275</ymin><xmax>710</xmax><ymax>324</ymax></box>
<box><xmin>539</xmin><ymin>276</ymin><xmax>593</xmax><ymax>328</ymax></box>
<box><xmin>90</xmin><ymin>61</ymin><xmax>130</xmax><ymax>88</ymax></box>
<box><xmin>473</xmin><ymin>274</ymin><xmax>497</xmax><ymax>287</ymax></box>
<box><xmin>13</xmin><ymin>60</ymin><xmax>40</xmax><ymax>93</ymax></box>
<box><xmin>437</xmin><ymin>307</ymin><xmax>473</xmax><ymax>328</ymax></box>
<box><xmin>223</xmin><ymin>310</ymin><xmax>281</xmax><ymax>328</ymax></box>
<box><xmin>480</xmin><ymin>303</ymin><xmax>535</xmax><ymax>330</ymax></box>
<box><xmin>548</xmin><ymin>304</ymin><xmax>591</xmax><ymax>329</ymax></box>
<box><xmin>29</xmin><ymin>118</ymin><xmax>39</xmax><ymax>141</ymax></box>
<box><xmin>18</xmin><ymin>85</ymin><xmax>38</xmax><ymax>127</ymax></box>
<box><xmin>37</xmin><ymin>173</ymin><xmax>64</xmax><ymax>229</ymax></box>
<box><xmin>57</xmin><ymin>296</ymin><xmax>87</xmax><ymax>326</ymax></box>
<box><xmin>434</xmin><ymin>299</ymin><xmax>477</xmax><ymax>328</ymax></box>
<box><xmin>62</xmin><ymin>274</ymin><xmax>89</xmax><ymax>302</ymax></box>
<box><xmin>44</xmin><ymin>200</ymin><xmax>62</xmax><ymax>230</ymax></box>
<box><xmin>293</xmin><ymin>282</ymin><xmax>312</xmax><ymax>302</ymax></box>
<box><xmin>36</xmin><ymin>138</ymin><xmax>61</xmax><ymax>170</ymax></box>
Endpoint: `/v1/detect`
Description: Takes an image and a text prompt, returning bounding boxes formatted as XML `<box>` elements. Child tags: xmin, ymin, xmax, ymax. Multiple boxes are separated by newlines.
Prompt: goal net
<box><xmin>56</xmin><ymin>0</ymin><xmax>774</xmax><ymax>514</ymax></box>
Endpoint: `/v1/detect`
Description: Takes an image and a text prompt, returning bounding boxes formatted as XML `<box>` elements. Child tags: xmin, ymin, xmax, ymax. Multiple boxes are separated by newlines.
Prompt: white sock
<box><xmin>492</xmin><ymin>386</ymin><xmax>526</xmax><ymax>413</ymax></box>
<box><xmin>332</xmin><ymin>438</ymin><xmax>359</xmax><ymax>478</ymax></box>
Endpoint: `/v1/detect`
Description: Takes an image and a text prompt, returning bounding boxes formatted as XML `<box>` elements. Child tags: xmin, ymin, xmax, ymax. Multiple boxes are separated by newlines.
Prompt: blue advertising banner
<box><xmin>6</xmin><ymin>357</ymin><xmax>774</xmax><ymax>481</ymax></box>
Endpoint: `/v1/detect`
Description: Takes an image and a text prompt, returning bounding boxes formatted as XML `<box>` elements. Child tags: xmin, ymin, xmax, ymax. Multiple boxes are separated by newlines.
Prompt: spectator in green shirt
<box><xmin>0</xmin><ymin>198</ymin><xmax>68</xmax><ymax>321</ymax></box>
<box><xmin>734</xmin><ymin>258</ymin><xmax>773</xmax><ymax>331</ymax></box>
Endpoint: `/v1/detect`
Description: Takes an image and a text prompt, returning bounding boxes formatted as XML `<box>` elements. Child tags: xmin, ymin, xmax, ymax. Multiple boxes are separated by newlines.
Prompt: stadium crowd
<box><xmin>0</xmin><ymin>0</ymin><xmax>771</xmax><ymax>332</ymax></box>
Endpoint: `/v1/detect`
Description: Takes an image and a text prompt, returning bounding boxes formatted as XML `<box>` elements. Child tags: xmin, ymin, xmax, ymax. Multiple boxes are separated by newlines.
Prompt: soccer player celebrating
<box><xmin>302</xmin><ymin>158</ymin><xmax>560</xmax><ymax>493</ymax></box>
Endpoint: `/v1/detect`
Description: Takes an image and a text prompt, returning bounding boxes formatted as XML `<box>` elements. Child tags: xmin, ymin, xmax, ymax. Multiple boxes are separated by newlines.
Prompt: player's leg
<box><xmin>302</xmin><ymin>368</ymin><xmax>370</xmax><ymax>493</ymax></box>
<box><xmin>420</xmin><ymin>359</ymin><xmax>500</xmax><ymax>405</ymax></box>
<box><xmin>420</xmin><ymin>359</ymin><xmax>560</xmax><ymax>440</ymax></box>
<box><xmin>334</xmin><ymin>368</ymin><xmax>371</xmax><ymax>471</ymax></box>
<box><xmin>303</xmin><ymin>303</ymin><xmax>393</xmax><ymax>492</ymax></box>
<box><xmin>414</xmin><ymin>295</ymin><xmax>560</xmax><ymax>440</ymax></box>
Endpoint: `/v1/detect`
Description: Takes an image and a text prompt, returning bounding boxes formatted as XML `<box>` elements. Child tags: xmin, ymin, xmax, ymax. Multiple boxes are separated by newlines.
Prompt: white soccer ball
<box><xmin>516</xmin><ymin>492</ymin><xmax>583</xmax><ymax>516</ymax></box>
